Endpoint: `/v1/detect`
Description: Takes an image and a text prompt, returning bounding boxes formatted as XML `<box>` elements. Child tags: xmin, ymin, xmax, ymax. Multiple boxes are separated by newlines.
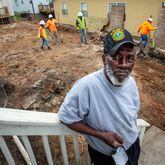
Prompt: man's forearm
<box><xmin>64</xmin><ymin>121</ymin><xmax>124</xmax><ymax>148</ymax></box>
<box><xmin>66</xmin><ymin>121</ymin><xmax>101</xmax><ymax>138</ymax></box>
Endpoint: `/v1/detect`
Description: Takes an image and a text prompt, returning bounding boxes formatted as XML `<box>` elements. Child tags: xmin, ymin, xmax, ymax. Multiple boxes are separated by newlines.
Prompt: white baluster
<box><xmin>42</xmin><ymin>136</ymin><xmax>54</xmax><ymax>165</ymax></box>
<box><xmin>0</xmin><ymin>136</ymin><xmax>15</xmax><ymax>165</ymax></box>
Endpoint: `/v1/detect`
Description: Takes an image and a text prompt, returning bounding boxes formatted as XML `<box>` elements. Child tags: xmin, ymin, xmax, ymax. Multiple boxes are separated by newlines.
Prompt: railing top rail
<box><xmin>0</xmin><ymin>108</ymin><xmax>150</xmax><ymax>127</ymax></box>
<box><xmin>0</xmin><ymin>7</ymin><xmax>7</xmax><ymax>9</ymax></box>
<box><xmin>0</xmin><ymin>108</ymin><xmax>60</xmax><ymax>126</ymax></box>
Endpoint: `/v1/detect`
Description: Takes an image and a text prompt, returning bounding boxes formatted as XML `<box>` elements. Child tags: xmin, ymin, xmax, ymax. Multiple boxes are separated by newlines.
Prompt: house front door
<box><xmin>109</xmin><ymin>5</ymin><xmax>125</xmax><ymax>30</ymax></box>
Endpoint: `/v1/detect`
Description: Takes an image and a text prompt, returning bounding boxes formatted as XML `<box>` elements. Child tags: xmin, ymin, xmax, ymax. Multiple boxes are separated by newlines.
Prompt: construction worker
<box><xmin>46</xmin><ymin>14</ymin><xmax>60</xmax><ymax>45</ymax></box>
<box><xmin>76</xmin><ymin>12</ymin><xmax>88</xmax><ymax>45</ymax></box>
<box><xmin>138</xmin><ymin>17</ymin><xmax>158</xmax><ymax>49</ymax></box>
<box><xmin>37</xmin><ymin>20</ymin><xmax>50</xmax><ymax>50</ymax></box>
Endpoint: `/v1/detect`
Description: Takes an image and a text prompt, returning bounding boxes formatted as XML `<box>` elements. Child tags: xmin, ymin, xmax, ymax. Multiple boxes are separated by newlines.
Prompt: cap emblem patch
<box><xmin>112</xmin><ymin>29</ymin><xmax>125</xmax><ymax>41</ymax></box>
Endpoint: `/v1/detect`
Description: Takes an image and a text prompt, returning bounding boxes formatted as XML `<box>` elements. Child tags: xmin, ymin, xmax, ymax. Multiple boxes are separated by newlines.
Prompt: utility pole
<box><xmin>29</xmin><ymin>0</ymin><xmax>36</xmax><ymax>19</ymax></box>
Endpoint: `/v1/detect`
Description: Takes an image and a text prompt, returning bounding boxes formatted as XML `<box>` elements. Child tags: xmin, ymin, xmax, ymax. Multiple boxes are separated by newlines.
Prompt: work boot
<box><xmin>81</xmin><ymin>43</ymin><xmax>84</xmax><ymax>47</ymax></box>
<box><xmin>137</xmin><ymin>42</ymin><xmax>141</xmax><ymax>47</ymax></box>
<box><xmin>40</xmin><ymin>46</ymin><xmax>44</xmax><ymax>49</ymax></box>
<box><xmin>48</xmin><ymin>46</ymin><xmax>51</xmax><ymax>50</ymax></box>
<box><xmin>141</xmin><ymin>48</ymin><xmax>147</xmax><ymax>56</ymax></box>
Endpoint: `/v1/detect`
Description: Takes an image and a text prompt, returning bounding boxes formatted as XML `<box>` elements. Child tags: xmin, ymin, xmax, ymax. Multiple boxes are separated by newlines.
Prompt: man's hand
<box><xmin>65</xmin><ymin>122</ymin><xmax>124</xmax><ymax>148</ymax></box>
<box><xmin>98</xmin><ymin>131</ymin><xmax>124</xmax><ymax>148</ymax></box>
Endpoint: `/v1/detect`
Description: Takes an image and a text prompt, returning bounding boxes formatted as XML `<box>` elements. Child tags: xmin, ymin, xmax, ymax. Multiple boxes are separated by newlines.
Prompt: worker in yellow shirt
<box><xmin>138</xmin><ymin>18</ymin><xmax>158</xmax><ymax>48</ymax></box>
<box><xmin>46</xmin><ymin>14</ymin><xmax>60</xmax><ymax>45</ymax></box>
<box><xmin>37</xmin><ymin>20</ymin><xmax>50</xmax><ymax>50</ymax></box>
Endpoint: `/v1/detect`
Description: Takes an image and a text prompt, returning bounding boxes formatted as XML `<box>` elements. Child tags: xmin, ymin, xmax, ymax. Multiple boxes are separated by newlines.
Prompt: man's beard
<box><xmin>105</xmin><ymin>64</ymin><xmax>131</xmax><ymax>86</ymax></box>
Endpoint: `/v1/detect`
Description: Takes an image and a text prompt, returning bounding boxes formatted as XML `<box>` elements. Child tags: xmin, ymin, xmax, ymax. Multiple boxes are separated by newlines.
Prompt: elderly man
<box><xmin>58</xmin><ymin>28</ymin><xmax>140</xmax><ymax>165</ymax></box>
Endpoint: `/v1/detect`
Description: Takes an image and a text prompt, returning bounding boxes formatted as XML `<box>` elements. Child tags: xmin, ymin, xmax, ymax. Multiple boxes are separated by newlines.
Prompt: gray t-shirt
<box><xmin>58</xmin><ymin>69</ymin><xmax>140</xmax><ymax>156</ymax></box>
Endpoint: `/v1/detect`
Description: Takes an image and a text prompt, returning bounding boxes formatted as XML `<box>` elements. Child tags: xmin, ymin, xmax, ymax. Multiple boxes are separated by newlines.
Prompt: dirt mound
<box><xmin>19</xmin><ymin>69</ymin><xmax>68</xmax><ymax>111</ymax></box>
<box><xmin>148</xmin><ymin>47</ymin><xmax>165</xmax><ymax>63</ymax></box>
<box><xmin>0</xmin><ymin>21</ymin><xmax>164</xmax><ymax>130</ymax></box>
<box><xmin>0</xmin><ymin>78</ymin><xmax>15</xmax><ymax>107</ymax></box>
<box><xmin>58</xmin><ymin>24</ymin><xmax>77</xmax><ymax>33</ymax></box>
<box><xmin>58</xmin><ymin>24</ymin><xmax>106</xmax><ymax>44</ymax></box>
<box><xmin>0</xmin><ymin>21</ymin><xmax>164</xmax><ymax>164</ymax></box>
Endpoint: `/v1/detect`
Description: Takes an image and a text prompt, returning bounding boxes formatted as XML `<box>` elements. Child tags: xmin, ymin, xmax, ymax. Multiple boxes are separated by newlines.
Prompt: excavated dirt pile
<box><xmin>0</xmin><ymin>78</ymin><xmax>15</xmax><ymax>107</ymax></box>
<box><xmin>148</xmin><ymin>47</ymin><xmax>165</xmax><ymax>63</ymax></box>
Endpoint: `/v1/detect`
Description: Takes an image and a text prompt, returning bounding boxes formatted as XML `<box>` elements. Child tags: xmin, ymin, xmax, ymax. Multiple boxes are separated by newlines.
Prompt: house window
<box><xmin>108</xmin><ymin>2</ymin><xmax>126</xmax><ymax>12</ymax></box>
<box><xmin>161</xmin><ymin>2</ymin><xmax>165</xmax><ymax>8</ymax></box>
<box><xmin>62</xmin><ymin>1</ymin><xmax>68</xmax><ymax>16</ymax></box>
<box><xmin>14</xmin><ymin>0</ymin><xmax>19</xmax><ymax>6</ymax></box>
<box><xmin>0</xmin><ymin>0</ymin><xmax>3</xmax><ymax>8</ymax></box>
<box><xmin>80</xmin><ymin>2</ymin><xmax>88</xmax><ymax>17</ymax></box>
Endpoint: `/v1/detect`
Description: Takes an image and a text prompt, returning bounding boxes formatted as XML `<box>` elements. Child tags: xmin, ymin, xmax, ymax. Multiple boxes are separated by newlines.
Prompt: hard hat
<box><xmin>48</xmin><ymin>14</ymin><xmax>53</xmax><ymax>18</ymax></box>
<box><xmin>39</xmin><ymin>20</ymin><xmax>45</xmax><ymax>25</ymax></box>
<box><xmin>77</xmin><ymin>12</ymin><xmax>83</xmax><ymax>17</ymax></box>
<box><xmin>148</xmin><ymin>18</ymin><xmax>153</xmax><ymax>22</ymax></box>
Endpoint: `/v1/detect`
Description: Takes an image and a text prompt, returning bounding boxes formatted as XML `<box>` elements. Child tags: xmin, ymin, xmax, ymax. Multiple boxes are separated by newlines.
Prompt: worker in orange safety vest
<box><xmin>46</xmin><ymin>14</ymin><xmax>61</xmax><ymax>45</ymax></box>
<box><xmin>137</xmin><ymin>17</ymin><xmax>158</xmax><ymax>48</ymax></box>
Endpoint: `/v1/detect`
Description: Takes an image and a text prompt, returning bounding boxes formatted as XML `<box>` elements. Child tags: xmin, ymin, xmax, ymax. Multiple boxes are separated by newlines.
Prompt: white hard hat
<box><xmin>77</xmin><ymin>12</ymin><xmax>83</xmax><ymax>17</ymax></box>
<box><xmin>148</xmin><ymin>18</ymin><xmax>153</xmax><ymax>22</ymax></box>
<box><xmin>39</xmin><ymin>20</ymin><xmax>45</xmax><ymax>25</ymax></box>
<box><xmin>48</xmin><ymin>14</ymin><xmax>53</xmax><ymax>18</ymax></box>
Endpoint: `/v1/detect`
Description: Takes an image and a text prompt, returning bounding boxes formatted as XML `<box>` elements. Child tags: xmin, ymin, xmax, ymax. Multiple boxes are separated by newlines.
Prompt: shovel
<box><xmin>150</xmin><ymin>29</ymin><xmax>157</xmax><ymax>48</ymax></box>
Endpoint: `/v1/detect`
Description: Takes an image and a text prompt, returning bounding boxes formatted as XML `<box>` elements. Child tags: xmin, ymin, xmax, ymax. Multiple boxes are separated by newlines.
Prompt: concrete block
<box><xmin>139</xmin><ymin>126</ymin><xmax>165</xmax><ymax>165</ymax></box>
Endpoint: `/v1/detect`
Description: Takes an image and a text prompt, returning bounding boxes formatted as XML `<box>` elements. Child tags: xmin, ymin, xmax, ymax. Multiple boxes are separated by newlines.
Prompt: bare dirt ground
<box><xmin>0</xmin><ymin>21</ymin><xmax>164</xmax><ymax>164</ymax></box>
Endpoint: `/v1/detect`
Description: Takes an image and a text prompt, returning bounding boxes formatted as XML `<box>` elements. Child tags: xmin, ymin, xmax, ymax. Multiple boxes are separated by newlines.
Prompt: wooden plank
<box><xmin>0</xmin><ymin>136</ymin><xmax>15</xmax><ymax>165</ymax></box>
<box><xmin>0</xmin><ymin>121</ymin><xmax>148</xmax><ymax>136</ymax></box>
<box><xmin>73</xmin><ymin>135</ymin><xmax>80</xmax><ymax>165</ymax></box>
<box><xmin>0</xmin><ymin>15</ymin><xmax>10</xmax><ymax>19</ymax></box>
<box><xmin>0</xmin><ymin>108</ymin><xmax>150</xmax><ymax>128</ymax></box>
<box><xmin>21</xmin><ymin>136</ymin><xmax>37</xmax><ymax>165</ymax></box>
<box><xmin>137</xmin><ymin>119</ymin><xmax>150</xmax><ymax>127</ymax></box>
<box><xmin>0</xmin><ymin>124</ymin><xmax>78</xmax><ymax>136</ymax></box>
<box><xmin>42</xmin><ymin>136</ymin><xmax>54</xmax><ymax>165</ymax></box>
<box><xmin>59</xmin><ymin>136</ymin><xmax>69</xmax><ymax>165</ymax></box>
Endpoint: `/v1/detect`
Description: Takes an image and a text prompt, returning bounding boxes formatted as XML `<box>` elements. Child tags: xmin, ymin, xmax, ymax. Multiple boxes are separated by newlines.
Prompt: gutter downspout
<box><xmin>8</xmin><ymin>0</ymin><xmax>16</xmax><ymax>22</ymax></box>
<box><xmin>30</xmin><ymin>0</ymin><xmax>36</xmax><ymax>19</ymax></box>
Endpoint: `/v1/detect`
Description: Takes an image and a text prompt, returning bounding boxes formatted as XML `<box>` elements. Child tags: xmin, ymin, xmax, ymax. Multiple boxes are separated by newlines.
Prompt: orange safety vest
<box><xmin>138</xmin><ymin>21</ymin><xmax>156</xmax><ymax>35</ymax></box>
<box><xmin>37</xmin><ymin>26</ymin><xmax>47</xmax><ymax>39</ymax></box>
<box><xmin>46</xmin><ymin>19</ymin><xmax>58</xmax><ymax>32</ymax></box>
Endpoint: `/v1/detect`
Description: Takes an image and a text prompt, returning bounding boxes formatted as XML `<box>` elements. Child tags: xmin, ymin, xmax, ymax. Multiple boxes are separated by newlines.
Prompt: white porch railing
<box><xmin>0</xmin><ymin>108</ymin><xmax>150</xmax><ymax>165</ymax></box>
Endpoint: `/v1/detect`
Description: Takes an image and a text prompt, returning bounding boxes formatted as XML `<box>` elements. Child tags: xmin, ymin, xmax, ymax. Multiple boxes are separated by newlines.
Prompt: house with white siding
<box><xmin>0</xmin><ymin>0</ymin><xmax>14</xmax><ymax>23</ymax></box>
<box><xmin>11</xmin><ymin>0</ymin><xmax>53</xmax><ymax>14</ymax></box>
<box><xmin>0</xmin><ymin>0</ymin><xmax>14</xmax><ymax>16</ymax></box>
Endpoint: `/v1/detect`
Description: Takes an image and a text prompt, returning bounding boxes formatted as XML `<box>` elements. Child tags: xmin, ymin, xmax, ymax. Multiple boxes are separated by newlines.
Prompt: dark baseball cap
<box><xmin>103</xmin><ymin>28</ymin><xmax>137</xmax><ymax>56</ymax></box>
